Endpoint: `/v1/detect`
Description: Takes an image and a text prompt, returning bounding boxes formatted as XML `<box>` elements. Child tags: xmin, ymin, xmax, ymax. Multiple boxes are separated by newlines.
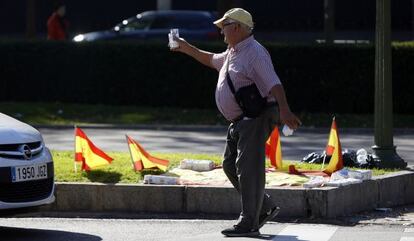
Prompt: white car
<box><xmin>0</xmin><ymin>113</ymin><xmax>55</xmax><ymax>210</ymax></box>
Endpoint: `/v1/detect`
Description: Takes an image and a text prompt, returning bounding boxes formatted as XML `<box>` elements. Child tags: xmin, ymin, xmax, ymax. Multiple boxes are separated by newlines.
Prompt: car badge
<box><xmin>19</xmin><ymin>144</ymin><xmax>32</xmax><ymax>160</ymax></box>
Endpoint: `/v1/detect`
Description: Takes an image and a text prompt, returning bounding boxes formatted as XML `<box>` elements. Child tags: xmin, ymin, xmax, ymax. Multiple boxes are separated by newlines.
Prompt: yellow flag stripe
<box><xmin>75</xmin><ymin>136</ymin><xmax>111</xmax><ymax>169</ymax></box>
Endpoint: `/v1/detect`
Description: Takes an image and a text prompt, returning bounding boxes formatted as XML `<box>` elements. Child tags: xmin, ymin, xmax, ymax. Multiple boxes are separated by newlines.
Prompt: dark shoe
<box><xmin>258</xmin><ymin>206</ymin><xmax>280</xmax><ymax>228</ymax></box>
<box><xmin>221</xmin><ymin>225</ymin><xmax>260</xmax><ymax>237</ymax></box>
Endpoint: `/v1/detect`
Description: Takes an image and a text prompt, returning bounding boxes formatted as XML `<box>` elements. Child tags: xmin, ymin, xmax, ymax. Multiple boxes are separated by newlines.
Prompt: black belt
<box><xmin>231</xmin><ymin>102</ymin><xmax>278</xmax><ymax>123</ymax></box>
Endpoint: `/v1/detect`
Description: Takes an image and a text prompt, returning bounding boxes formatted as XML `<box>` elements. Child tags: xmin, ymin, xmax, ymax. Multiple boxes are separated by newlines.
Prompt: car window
<box><xmin>119</xmin><ymin>16</ymin><xmax>153</xmax><ymax>32</ymax></box>
<box><xmin>151</xmin><ymin>16</ymin><xmax>174</xmax><ymax>29</ymax></box>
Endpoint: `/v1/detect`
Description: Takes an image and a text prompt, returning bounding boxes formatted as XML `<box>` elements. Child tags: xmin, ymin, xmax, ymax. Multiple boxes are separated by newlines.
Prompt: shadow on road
<box><xmin>0</xmin><ymin>226</ymin><xmax>101</xmax><ymax>241</ymax></box>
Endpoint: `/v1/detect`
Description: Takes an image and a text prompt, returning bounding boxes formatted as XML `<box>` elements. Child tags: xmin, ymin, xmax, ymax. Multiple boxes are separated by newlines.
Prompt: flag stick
<box><xmin>321</xmin><ymin>154</ymin><xmax>326</xmax><ymax>170</ymax></box>
<box><xmin>322</xmin><ymin>116</ymin><xmax>336</xmax><ymax>171</ymax></box>
<box><xmin>125</xmin><ymin>135</ymin><xmax>136</xmax><ymax>171</ymax></box>
<box><xmin>74</xmin><ymin>125</ymin><xmax>77</xmax><ymax>173</ymax></box>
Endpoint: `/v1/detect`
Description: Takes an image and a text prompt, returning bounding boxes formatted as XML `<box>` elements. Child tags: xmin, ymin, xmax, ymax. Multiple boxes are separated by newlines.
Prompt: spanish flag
<box><xmin>75</xmin><ymin>127</ymin><xmax>113</xmax><ymax>171</ymax></box>
<box><xmin>323</xmin><ymin>117</ymin><xmax>344</xmax><ymax>174</ymax></box>
<box><xmin>265</xmin><ymin>127</ymin><xmax>283</xmax><ymax>169</ymax></box>
<box><xmin>126</xmin><ymin>135</ymin><xmax>169</xmax><ymax>172</ymax></box>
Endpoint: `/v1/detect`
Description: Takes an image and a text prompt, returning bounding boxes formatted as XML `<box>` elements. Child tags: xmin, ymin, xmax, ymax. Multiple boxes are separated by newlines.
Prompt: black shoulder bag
<box><xmin>226</xmin><ymin>60</ymin><xmax>267</xmax><ymax>118</ymax></box>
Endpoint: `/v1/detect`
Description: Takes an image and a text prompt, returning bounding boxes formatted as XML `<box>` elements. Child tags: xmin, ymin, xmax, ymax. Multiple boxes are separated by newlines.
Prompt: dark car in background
<box><xmin>73</xmin><ymin>10</ymin><xmax>219</xmax><ymax>42</ymax></box>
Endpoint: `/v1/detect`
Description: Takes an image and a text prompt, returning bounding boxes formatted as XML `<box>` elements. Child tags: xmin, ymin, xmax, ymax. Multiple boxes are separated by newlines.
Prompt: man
<box><xmin>47</xmin><ymin>2</ymin><xmax>68</xmax><ymax>40</ymax></box>
<box><xmin>171</xmin><ymin>8</ymin><xmax>301</xmax><ymax>237</ymax></box>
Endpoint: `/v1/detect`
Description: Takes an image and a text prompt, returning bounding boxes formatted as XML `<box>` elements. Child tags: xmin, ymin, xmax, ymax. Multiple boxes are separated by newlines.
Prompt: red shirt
<box><xmin>47</xmin><ymin>12</ymin><xmax>68</xmax><ymax>40</ymax></box>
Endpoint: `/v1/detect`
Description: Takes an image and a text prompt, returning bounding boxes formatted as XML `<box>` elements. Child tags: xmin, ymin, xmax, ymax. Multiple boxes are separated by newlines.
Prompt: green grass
<box><xmin>52</xmin><ymin>151</ymin><xmax>398</xmax><ymax>184</ymax></box>
<box><xmin>2</xmin><ymin>101</ymin><xmax>414</xmax><ymax>128</ymax></box>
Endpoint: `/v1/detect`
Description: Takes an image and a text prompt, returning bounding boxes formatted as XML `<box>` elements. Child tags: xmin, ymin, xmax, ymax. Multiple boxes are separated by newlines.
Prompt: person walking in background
<box><xmin>47</xmin><ymin>1</ymin><xmax>68</xmax><ymax>40</ymax></box>
<box><xmin>171</xmin><ymin>8</ymin><xmax>301</xmax><ymax>237</ymax></box>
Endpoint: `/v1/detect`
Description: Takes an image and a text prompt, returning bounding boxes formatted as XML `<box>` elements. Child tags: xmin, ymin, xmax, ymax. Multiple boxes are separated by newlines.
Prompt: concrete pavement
<box><xmin>38</xmin><ymin>125</ymin><xmax>414</xmax><ymax>164</ymax></box>
<box><xmin>1</xmin><ymin>216</ymin><xmax>414</xmax><ymax>241</ymax></box>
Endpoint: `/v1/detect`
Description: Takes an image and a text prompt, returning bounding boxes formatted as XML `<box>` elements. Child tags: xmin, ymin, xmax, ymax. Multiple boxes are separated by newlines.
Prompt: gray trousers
<box><xmin>222</xmin><ymin>106</ymin><xmax>279</xmax><ymax>229</ymax></box>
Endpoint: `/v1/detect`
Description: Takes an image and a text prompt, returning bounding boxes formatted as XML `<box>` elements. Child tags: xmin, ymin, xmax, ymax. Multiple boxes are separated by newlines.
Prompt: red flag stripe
<box><xmin>326</xmin><ymin>145</ymin><xmax>335</xmax><ymax>155</ymax></box>
<box><xmin>134</xmin><ymin>161</ymin><xmax>143</xmax><ymax>171</ymax></box>
<box><xmin>130</xmin><ymin>137</ymin><xmax>168</xmax><ymax>166</ymax></box>
<box><xmin>127</xmin><ymin>135</ymin><xmax>169</xmax><ymax>169</ymax></box>
<box><xmin>75</xmin><ymin>152</ymin><xmax>84</xmax><ymax>162</ymax></box>
<box><xmin>148</xmin><ymin>156</ymin><xmax>170</xmax><ymax>166</ymax></box>
<box><xmin>76</xmin><ymin>128</ymin><xmax>113</xmax><ymax>162</ymax></box>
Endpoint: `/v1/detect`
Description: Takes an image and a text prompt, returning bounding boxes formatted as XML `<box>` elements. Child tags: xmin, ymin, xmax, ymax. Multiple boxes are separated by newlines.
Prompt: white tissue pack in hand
<box><xmin>143</xmin><ymin>175</ymin><xmax>178</xmax><ymax>185</ymax></box>
<box><xmin>168</xmin><ymin>28</ymin><xmax>179</xmax><ymax>49</ymax></box>
<box><xmin>180</xmin><ymin>159</ymin><xmax>215</xmax><ymax>172</ymax></box>
<box><xmin>282</xmin><ymin>124</ymin><xmax>294</xmax><ymax>136</ymax></box>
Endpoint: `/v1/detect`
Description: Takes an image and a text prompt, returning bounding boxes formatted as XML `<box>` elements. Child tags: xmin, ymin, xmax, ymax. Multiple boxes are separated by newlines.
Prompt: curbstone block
<box><xmin>324</xmin><ymin>180</ymin><xmax>378</xmax><ymax>218</ymax></box>
<box><xmin>100</xmin><ymin>184</ymin><xmax>185</xmax><ymax>213</ymax></box>
<box><xmin>374</xmin><ymin>171</ymin><xmax>414</xmax><ymax>208</ymax></box>
<box><xmin>55</xmin><ymin>182</ymin><xmax>103</xmax><ymax>211</ymax></box>
<box><xmin>38</xmin><ymin>170</ymin><xmax>414</xmax><ymax>218</ymax></box>
<box><xmin>48</xmin><ymin>182</ymin><xmax>185</xmax><ymax>213</ymax></box>
<box><xmin>305</xmin><ymin>187</ymin><xmax>331</xmax><ymax>218</ymax></box>
<box><xmin>185</xmin><ymin>186</ymin><xmax>240</xmax><ymax>214</ymax></box>
<box><xmin>266</xmin><ymin>187</ymin><xmax>308</xmax><ymax>218</ymax></box>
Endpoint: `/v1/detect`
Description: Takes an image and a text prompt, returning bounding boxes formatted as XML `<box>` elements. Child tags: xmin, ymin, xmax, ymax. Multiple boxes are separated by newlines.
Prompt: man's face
<box><xmin>221</xmin><ymin>19</ymin><xmax>237</xmax><ymax>45</ymax></box>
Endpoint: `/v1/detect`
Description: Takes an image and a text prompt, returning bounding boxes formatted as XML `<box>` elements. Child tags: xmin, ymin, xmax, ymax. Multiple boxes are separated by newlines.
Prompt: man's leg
<box><xmin>232</xmin><ymin>118</ymin><xmax>267</xmax><ymax>230</ymax></box>
<box><xmin>222</xmin><ymin>122</ymin><xmax>274</xmax><ymax>217</ymax></box>
<box><xmin>222</xmin><ymin>123</ymin><xmax>238</xmax><ymax>188</ymax></box>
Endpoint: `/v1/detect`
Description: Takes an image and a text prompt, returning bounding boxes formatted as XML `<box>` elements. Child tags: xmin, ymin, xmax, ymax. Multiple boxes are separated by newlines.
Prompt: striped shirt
<box><xmin>211</xmin><ymin>35</ymin><xmax>282</xmax><ymax>121</ymax></box>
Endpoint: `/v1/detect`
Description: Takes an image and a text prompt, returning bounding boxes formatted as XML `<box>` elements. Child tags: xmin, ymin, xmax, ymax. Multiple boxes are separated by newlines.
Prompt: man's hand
<box><xmin>170</xmin><ymin>37</ymin><xmax>190</xmax><ymax>54</ymax></box>
<box><xmin>279</xmin><ymin>107</ymin><xmax>301</xmax><ymax>130</ymax></box>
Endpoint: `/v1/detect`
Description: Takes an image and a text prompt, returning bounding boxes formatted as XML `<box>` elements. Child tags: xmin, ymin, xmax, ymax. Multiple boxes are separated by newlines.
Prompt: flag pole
<box><xmin>322</xmin><ymin>116</ymin><xmax>336</xmax><ymax>171</ymax></box>
<box><xmin>125</xmin><ymin>135</ymin><xmax>135</xmax><ymax>171</ymax></box>
<box><xmin>321</xmin><ymin>155</ymin><xmax>326</xmax><ymax>170</ymax></box>
<box><xmin>74</xmin><ymin>125</ymin><xmax>77</xmax><ymax>173</ymax></box>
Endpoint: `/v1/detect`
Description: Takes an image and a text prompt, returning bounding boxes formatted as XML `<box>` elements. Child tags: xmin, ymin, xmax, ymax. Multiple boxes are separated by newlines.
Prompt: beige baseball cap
<box><xmin>213</xmin><ymin>8</ymin><xmax>254</xmax><ymax>29</ymax></box>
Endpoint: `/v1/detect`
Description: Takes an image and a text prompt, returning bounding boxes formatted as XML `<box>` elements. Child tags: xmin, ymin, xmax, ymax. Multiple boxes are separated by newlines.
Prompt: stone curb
<box><xmin>40</xmin><ymin>170</ymin><xmax>414</xmax><ymax>218</ymax></box>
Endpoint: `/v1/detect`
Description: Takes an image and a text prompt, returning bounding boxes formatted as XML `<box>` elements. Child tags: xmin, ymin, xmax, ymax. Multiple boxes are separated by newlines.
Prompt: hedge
<box><xmin>0</xmin><ymin>40</ymin><xmax>413</xmax><ymax>114</ymax></box>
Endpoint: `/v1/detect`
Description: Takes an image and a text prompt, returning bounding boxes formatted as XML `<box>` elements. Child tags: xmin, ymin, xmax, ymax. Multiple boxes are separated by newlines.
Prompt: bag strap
<box><xmin>225</xmin><ymin>55</ymin><xmax>236</xmax><ymax>95</ymax></box>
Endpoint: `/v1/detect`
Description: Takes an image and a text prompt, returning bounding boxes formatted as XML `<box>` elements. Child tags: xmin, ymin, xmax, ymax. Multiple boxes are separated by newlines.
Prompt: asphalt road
<box><xmin>1</xmin><ymin>217</ymin><xmax>414</xmax><ymax>241</ymax></box>
<box><xmin>38</xmin><ymin>126</ymin><xmax>414</xmax><ymax>164</ymax></box>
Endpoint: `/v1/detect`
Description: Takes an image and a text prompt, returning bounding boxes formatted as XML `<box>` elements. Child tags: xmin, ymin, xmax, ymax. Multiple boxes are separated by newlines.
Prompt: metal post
<box><xmin>324</xmin><ymin>0</ymin><xmax>335</xmax><ymax>44</ymax></box>
<box><xmin>372</xmin><ymin>0</ymin><xmax>406</xmax><ymax>168</ymax></box>
<box><xmin>26</xmin><ymin>0</ymin><xmax>36</xmax><ymax>39</ymax></box>
<box><xmin>412</xmin><ymin>0</ymin><xmax>414</xmax><ymax>39</ymax></box>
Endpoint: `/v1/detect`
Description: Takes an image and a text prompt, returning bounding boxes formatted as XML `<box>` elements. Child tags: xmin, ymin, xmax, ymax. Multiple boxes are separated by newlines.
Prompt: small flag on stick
<box><xmin>126</xmin><ymin>135</ymin><xmax>169</xmax><ymax>172</ymax></box>
<box><xmin>75</xmin><ymin>127</ymin><xmax>113</xmax><ymax>171</ymax></box>
<box><xmin>323</xmin><ymin>117</ymin><xmax>344</xmax><ymax>175</ymax></box>
<box><xmin>265</xmin><ymin>127</ymin><xmax>283</xmax><ymax>169</ymax></box>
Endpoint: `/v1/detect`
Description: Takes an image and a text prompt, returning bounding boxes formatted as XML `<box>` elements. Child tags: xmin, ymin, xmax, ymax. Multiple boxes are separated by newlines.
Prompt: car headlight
<box><xmin>73</xmin><ymin>34</ymin><xmax>85</xmax><ymax>42</ymax></box>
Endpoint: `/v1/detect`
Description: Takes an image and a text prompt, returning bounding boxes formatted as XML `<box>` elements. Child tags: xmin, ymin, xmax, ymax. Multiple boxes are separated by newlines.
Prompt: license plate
<box><xmin>11</xmin><ymin>163</ymin><xmax>48</xmax><ymax>183</ymax></box>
